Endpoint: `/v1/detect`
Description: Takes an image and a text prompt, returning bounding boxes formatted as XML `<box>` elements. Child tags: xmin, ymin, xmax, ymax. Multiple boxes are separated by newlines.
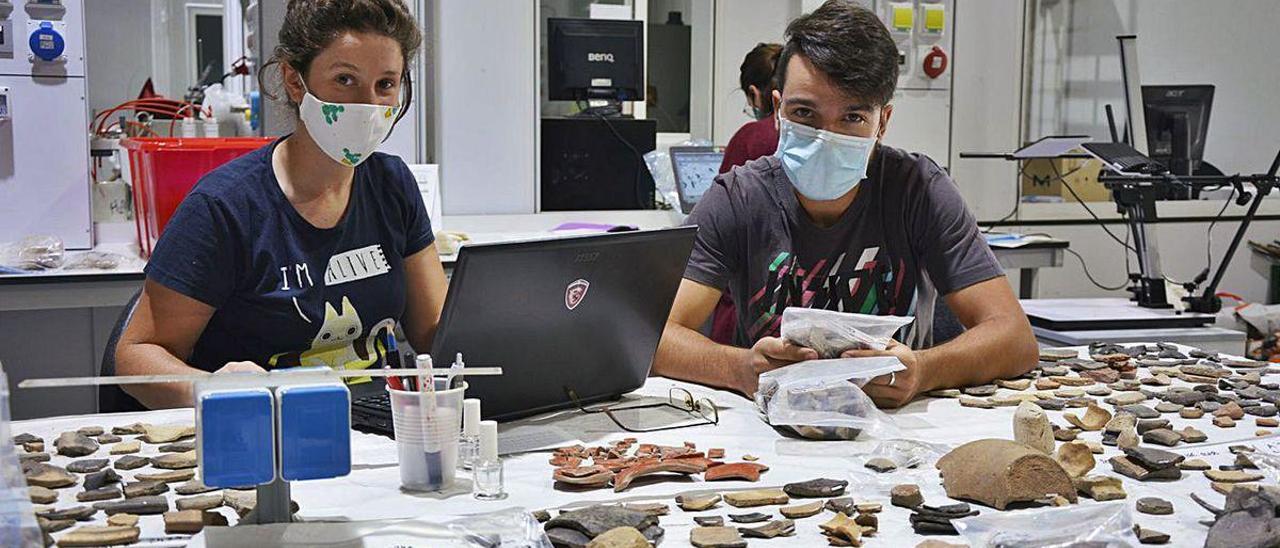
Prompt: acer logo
<box><xmin>587</xmin><ymin>52</ymin><xmax>615</xmax><ymax>63</ymax></box>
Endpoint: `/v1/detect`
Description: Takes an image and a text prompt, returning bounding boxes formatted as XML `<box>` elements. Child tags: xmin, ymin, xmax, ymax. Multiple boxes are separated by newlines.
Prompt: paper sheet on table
<box><xmin>498</xmin><ymin>424</ymin><xmax>581</xmax><ymax>455</ymax></box>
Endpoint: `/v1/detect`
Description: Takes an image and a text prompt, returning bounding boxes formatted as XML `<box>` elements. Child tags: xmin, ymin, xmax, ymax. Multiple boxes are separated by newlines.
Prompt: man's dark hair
<box><xmin>776</xmin><ymin>0</ymin><xmax>899</xmax><ymax>107</ymax></box>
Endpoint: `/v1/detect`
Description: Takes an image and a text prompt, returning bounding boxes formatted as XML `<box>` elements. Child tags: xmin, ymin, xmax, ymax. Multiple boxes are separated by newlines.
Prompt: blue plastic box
<box><xmin>197</xmin><ymin>388</ymin><xmax>276</xmax><ymax>488</ymax></box>
<box><xmin>278</xmin><ymin>384</ymin><xmax>352</xmax><ymax>481</ymax></box>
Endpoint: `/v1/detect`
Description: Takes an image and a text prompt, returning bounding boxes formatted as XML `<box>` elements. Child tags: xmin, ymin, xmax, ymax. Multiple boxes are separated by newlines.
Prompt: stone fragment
<box><xmin>28</xmin><ymin>485</ymin><xmax>58</xmax><ymax>504</ymax></box>
<box><xmin>140</xmin><ymin>424</ymin><xmax>196</xmax><ymax>444</ymax></box>
<box><xmin>158</xmin><ymin>441</ymin><xmax>196</xmax><ymax>453</ymax></box>
<box><xmin>703</xmin><ymin>462</ymin><xmax>768</xmax><ymax>482</ymax></box>
<box><xmin>1055</xmin><ymin>441</ymin><xmax>1095</xmax><ymax>478</ymax></box>
<box><xmin>1205</xmin><ymin>470</ymin><xmax>1265</xmax><ymax>483</ymax></box>
<box><xmin>1215</xmin><ymin>402</ymin><xmax>1246</xmax><ymax>420</ymax></box>
<box><xmin>65</xmin><ymin>459</ymin><xmax>109</xmax><ymax>474</ymax></box>
<box><xmin>152</xmin><ymin>450</ymin><xmax>197</xmax><ymax>470</ymax></box>
<box><xmin>1053</xmin><ymin>426</ymin><xmax>1078</xmax><ymax>442</ymax></box>
<box><xmin>855</xmin><ymin>503</ymin><xmax>881</xmax><ymax>514</ymax></box>
<box><xmin>694</xmin><ymin>516</ymin><xmax>724</xmax><ymax>527</ymax></box>
<box><xmin>108</xmin><ymin>440</ymin><xmax>140</xmax><ymax>455</ymax></box>
<box><xmin>76</xmin><ymin>426</ymin><xmax>104</xmax><ymax>437</ymax></box>
<box><xmin>1136</xmin><ymin>419</ymin><xmax>1171</xmax><ymax>435</ymax></box>
<box><xmin>689</xmin><ymin>526</ymin><xmax>746</xmax><ymax>548</ymax></box>
<box><xmin>1181</xmin><ymin>407</ymin><xmax>1205</xmax><ymax>419</ymax></box>
<box><xmin>1013</xmin><ymin>401</ymin><xmax>1055</xmax><ymax>454</ymax></box>
<box><xmin>783</xmin><ymin>478</ymin><xmax>847</xmax><ymax>498</ymax></box>
<box><xmin>925</xmin><ymin>389</ymin><xmax>962</xmax><ymax>398</ymax></box>
<box><xmin>1106</xmin><ymin>392</ymin><xmax>1146</xmax><ymax>406</ymax></box>
<box><xmin>675</xmin><ymin>493</ymin><xmax>721</xmax><ymax>512</ymax></box>
<box><xmin>176</xmin><ymin>493</ymin><xmax>224</xmax><ymax>511</ymax></box>
<box><xmin>779</xmin><ymin>500</ymin><xmax>823</xmax><ymax>519</ymax></box>
<box><xmin>1035</xmin><ymin>378</ymin><xmax>1061</xmax><ymax>390</ymax></box>
<box><xmin>38</xmin><ymin>516</ymin><xmax>73</xmax><ymax>533</ymax></box>
<box><xmin>723</xmin><ymin>489</ymin><xmax>788</xmax><ymax>508</ymax></box>
<box><xmin>962</xmin><ymin>384</ymin><xmax>997</xmax><ymax>397</ymax></box>
<box><xmin>1180</xmin><ymin>458</ymin><xmax>1211</xmax><ymax>471</ymax></box>
<box><xmin>54</xmin><ymin>432</ymin><xmax>99</xmax><ymax>458</ymax></box>
<box><xmin>1074</xmin><ymin>475</ymin><xmax>1127</xmax><ymax>501</ymax></box>
<box><xmin>825</xmin><ymin>497</ymin><xmax>855</xmax><ymax>515</ymax></box>
<box><xmin>1134</xmin><ymin>525</ymin><xmax>1170</xmax><ymax>545</ymax></box>
<box><xmin>163</xmin><ymin>509</ymin><xmax>225</xmax><ymax>534</ymax></box>
<box><xmin>1154</xmin><ymin>402</ymin><xmax>1183</xmax><ymax>414</ymax></box>
<box><xmin>137</xmin><ymin>469</ymin><xmax>196</xmax><ymax>483</ymax></box>
<box><xmin>1051</xmin><ymin>376</ymin><xmax>1095</xmax><ymax>387</ymax></box>
<box><xmin>56</xmin><ymin>526</ymin><xmax>141</xmax><ymax>547</ymax></box>
<box><xmin>959</xmin><ymin>397</ymin><xmax>993</xmax><ymax>409</ymax></box>
<box><xmin>75</xmin><ymin>487</ymin><xmax>122</xmax><ymax>503</ymax></box>
<box><xmin>111</xmin><ymin>423</ymin><xmax>146</xmax><ymax>436</ymax></box>
<box><xmin>106</xmin><ymin>513</ymin><xmax>138</xmax><ymax>527</ymax></box>
<box><xmin>1259</xmin><ymin>418</ymin><xmax>1280</xmax><ymax>427</ymax></box>
<box><xmin>1121</xmin><ymin>405</ymin><xmax>1160</xmax><ymax>419</ymax></box>
<box><xmin>113</xmin><ymin>455</ymin><xmax>148</xmax><ymax>470</ymax></box>
<box><xmin>621</xmin><ymin>503</ymin><xmax>668</xmax><ymax>517</ymax></box>
<box><xmin>891</xmin><ymin>484</ymin><xmax>924</xmax><ymax>508</ymax></box>
<box><xmin>13</xmin><ymin>433</ymin><xmax>41</xmax><ymax>445</ymax></box>
<box><xmin>1179</xmin><ymin>426</ymin><xmax>1208</xmax><ymax>443</ymax></box>
<box><xmin>18</xmin><ymin>452</ymin><xmax>49</xmax><ymax>464</ymax></box>
<box><xmin>544</xmin><ymin>505</ymin><xmax>659</xmax><ymax>540</ymax></box>
<box><xmin>936</xmin><ymin>439</ymin><xmax>1076</xmax><ymax>510</ymax></box>
<box><xmin>1142</xmin><ymin>429</ymin><xmax>1182</xmax><ymax>447</ymax></box>
<box><xmin>727</xmin><ymin>512</ymin><xmax>769</xmax><ymax>524</ymax></box>
<box><xmin>22</xmin><ymin>441</ymin><xmax>43</xmax><ymax>453</ymax></box>
<box><xmin>123</xmin><ymin>480</ymin><xmax>168</xmax><ymax>499</ymax></box>
<box><xmin>37</xmin><ymin>505</ymin><xmax>96</xmax><ymax>521</ymax></box>
<box><xmin>1214</xmin><ymin>416</ymin><xmax>1237</xmax><ymax>428</ymax></box>
<box><xmin>997</xmin><ymin>378</ymin><xmax>1032</xmax><ymax>391</ymax></box>
<box><xmin>83</xmin><ymin>469</ymin><xmax>121</xmax><ymax>492</ymax></box>
<box><xmin>587</xmin><ymin>526</ymin><xmax>651</xmax><ymax>548</ymax></box>
<box><xmin>1040</xmin><ymin>348</ymin><xmax>1079</xmax><ymax>361</ymax></box>
<box><xmin>1085</xmin><ymin>385</ymin><xmax>1113</xmax><ymax>397</ymax></box>
<box><xmin>864</xmin><ymin>457</ymin><xmax>897</xmax><ymax>473</ymax></box>
<box><xmin>95</xmin><ymin>434</ymin><xmax>121</xmax><ymax>444</ymax></box>
<box><xmin>1136</xmin><ymin>497</ymin><xmax>1173</xmax><ymax>515</ymax></box>
<box><xmin>1064</xmin><ymin>404</ymin><xmax>1111</xmax><ymax>431</ymax></box>
<box><xmin>24</xmin><ymin>463</ymin><xmax>76</xmax><ymax>489</ymax></box>
<box><xmin>1124</xmin><ymin>446</ymin><xmax>1185</xmax><ymax>469</ymax></box>
<box><xmin>174</xmin><ymin>479</ymin><xmax>217</xmax><ymax>495</ymax></box>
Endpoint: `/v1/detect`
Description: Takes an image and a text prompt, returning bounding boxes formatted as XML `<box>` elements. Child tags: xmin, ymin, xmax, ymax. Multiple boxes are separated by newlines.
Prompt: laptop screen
<box><xmin>671</xmin><ymin>150</ymin><xmax>724</xmax><ymax>212</ymax></box>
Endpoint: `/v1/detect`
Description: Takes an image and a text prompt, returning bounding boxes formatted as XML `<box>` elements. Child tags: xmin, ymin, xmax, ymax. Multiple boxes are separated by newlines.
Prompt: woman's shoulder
<box><xmin>189</xmin><ymin>143</ymin><xmax>276</xmax><ymax>204</ymax></box>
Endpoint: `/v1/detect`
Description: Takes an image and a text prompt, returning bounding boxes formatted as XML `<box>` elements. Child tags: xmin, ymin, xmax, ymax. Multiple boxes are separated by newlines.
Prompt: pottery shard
<box><xmin>1040</xmin><ymin>348</ymin><xmax>1080</xmax><ymax>361</ymax></box>
<box><xmin>140</xmin><ymin>424</ymin><xmax>196</xmax><ymax>444</ymax></box>
<box><xmin>723</xmin><ymin>489</ymin><xmax>789</xmax><ymax>508</ymax></box>
<box><xmin>1064</xmin><ymin>404</ymin><xmax>1112</xmax><ymax>432</ymax></box>
<box><xmin>997</xmin><ymin>378</ymin><xmax>1033</xmax><ymax>391</ymax></box>
<box><xmin>783</xmin><ymin>478</ymin><xmax>848</xmax><ymax>498</ymax></box>
<box><xmin>690</xmin><ymin>526</ymin><xmax>746</xmax><ymax>548</ymax></box>
<box><xmin>936</xmin><ymin>439</ymin><xmax>1077</xmax><ymax>510</ymax></box>
<box><xmin>963</xmin><ymin>384</ymin><xmax>997</xmax><ymax>397</ymax></box>
<box><xmin>1074</xmin><ymin>475</ymin><xmax>1127</xmax><ymax>501</ymax></box>
<box><xmin>75</xmin><ymin>486</ymin><xmax>122</xmax><ymax>503</ymax></box>
<box><xmin>1104</xmin><ymin>412</ymin><xmax>1137</xmax><ymax>433</ymax></box>
<box><xmin>57</xmin><ymin>526</ymin><xmax>141</xmax><ymax>547</ymax></box>
<box><xmin>65</xmin><ymin>459</ymin><xmax>109</xmax><ymax>474</ymax></box>
<box><xmin>1205</xmin><ymin>469</ymin><xmax>1265</xmax><ymax>483</ymax></box>
<box><xmin>24</xmin><ymin>463</ymin><xmax>76</xmax><ymax>489</ymax></box>
<box><xmin>1013</xmin><ymin>401</ymin><xmax>1055</xmax><ymax>454</ymax></box>
<box><xmin>106</xmin><ymin>514</ymin><xmax>138</xmax><ymax>527</ymax></box>
<box><xmin>1142</xmin><ymin>429</ymin><xmax>1183</xmax><ymax>447</ymax></box>
<box><xmin>1214</xmin><ymin>416</ymin><xmax>1237</xmax><ymax>428</ymax></box>
<box><xmin>83</xmin><ymin>469</ymin><xmax>121</xmax><ymax>492</ymax></box>
<box><xmin>1109</xmin><ymin>456</ymin><xmax>1181</xmax><ymax>481</ymax></box>
<box><xmin>1180</xmin><ymin>426</ymin><xmax>1209</xmax><ymax>443</ymax></box>
<box><xmin>738</xmin><ymin>519</ymin><xmax>796</xmax><ymax>539</ymax></box>
<box><xmin>1055</xmin><ymin>441</ymin><xmax>1096</xmax><ymax>478</ymax></box>
<box><xmin>158</xmin><ymin>441</ymin><xmax>196</xmax><ymax>453</ymax></box>
<box><xmin>891</xmin><ymin>483</ymin><xmax>924</xmax><ymax>508</ymax></box>
<box><xmin>587</xmin><ymin>526</ymin><xmax>651</xmax><ymax>548</ymax></box>
<box><xmin>174</xmin><ymin>480</ymin><xmax>217</xmax><ymax>496</ymax></box>
<box><xmin>19</xmin><ymin>452</ymin><xmax>50</xmax><ymax>464</ymax></box>
<box><xmin>1180</xmin><ymin>458</ymin><xmax>1212</xmax><ymax>471</ymax></box>
<box><xmin>779</xmin><ymin>500</ymin><xmax>824</xmax><ymax>519</ymax></box>
<box><xmin>1106</xmin><ymin>392</ymin><xmax>1147</xmax><ymax>406</ymax></box>
<box><xmin>96</xmin><ymin>435</ymin><xmax>121</xmax><ymax>445</ymax></box>
<box><xmin>727</xmin><ymin>512</ymin><xmax>769</xmax><ymax>524</ymax></box>
<box><xmin>1215</xmin><ymin>402</ymin><xmax>1246</xmax><ymax>420</ymax></box>
<box><xmin>1081</xmin><ymin>368</ymin><xmax>1121</xmax><ymax>384</ymax></box>
<box><xmin>621</xmin><ymin>503</ymin><xmax>669</xmax><ymax>517</ymax></box>
<box><xmin>28</xmin><ymin>485</ymin><xmax>58</xmax><ymax>504</ymax></box>
<box><xmin>164</xmin><ymin>509</ymin><xmax>227</xmax><ymax>534</ymax></box>
<box><xmin>1181</xmin><ymin>407</ymin><xmax>1206</xmax><ymax>419</ymax></box>
<box><xmin>694</xmin><ymin>516</ymin><xmax>724</xmax><ymax>527</ymax></box>
<box><xmin>546</xmin><ymin>505</ymin><xmax>658</xmax><ymax>539</ymax></box>
<box><xmin>54</xmin><ymin>432</ymin><xmax>99</xmax><ymax>458</ymax></box>
<box><xmin>38</xmin><ymin>516</ymin><xmax>73</xmax><ymax>533</ymax></box>
<box><xmin>1136</xmin><ymin>497</ymin><xmax>1173</xmax><ymax>515</ymax></box>
<box><xmin>1051</xmin><ymin>376</ymin><xmax>1095</xmax><ymax>387</ymax></box>
<box><xmin>137</xmin><ymin>469</ymin><xmax>196</xmax><ymax>484</ymax></box>
<box><xmin>13</xmin><ymin>433</ymin><xmax>41</xmax><ymax>445</ymax></box>
<box><xmin>553</xmin><ymin>465</ymin><xmax>614</xmax><ymax>487</ymax></box>
<box><xmin>959</xmin><ymin>397</ymin><xmax>994</xmax><ymax>409</ymax></box>
<box><xmin>111</xmin><ymin>423</ymin><xmax>146</xmax><ymax>436</ymax></box>
<box><xmin>76</xmin><ymin>426</ymin><xmax>105</xmax><ymax>437</ymax></box>
<box><xmin>123</xmin><ymin>480</ymin><xmax>168</xmax><ymax>499</ymax></box>
<box><xmin>1134</xmin><ymin>525</ymin><xmax>1171</xmax><ymax>545</ymax></box>
<box><xmin>865</xmin><ymin>457</ymin><xmax>897</xmax><ymax>472</ymax></box>
<box><xmin>37</xmin><ymin>505</ymin><xmax>96</xmax><ymax>521</ymax></box>
<box><xmin>703</xmin><ymin>462</ymin><xmax>769</xmax><ymax>482</ymax></box>
<box><xmin>151</xmin><ymin>450</ymin><xmax>197</xmax><ymax>470</ymax></box>
<box><xmin>113</xmin><ymin>455</ymin><xmax>149</xmax><ymax>470</ymax></box>
<box><xmin>612</xmin><ymin>460</ymin><xmax>703</xmax><ymax>492</ymax></box>
<box><xmin>675</xmin><ymin>492</ymin><xmax>722</xmax><ymax>512</ymax></box>
<box><xmin>108</xmin><ymin>440</ymin><xmax>140</xmax><ymax>455</ymax></box>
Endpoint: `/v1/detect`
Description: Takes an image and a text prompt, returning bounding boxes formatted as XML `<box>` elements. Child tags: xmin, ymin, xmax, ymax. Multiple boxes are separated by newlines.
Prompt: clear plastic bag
<box><xmin>196</xmin><ymin>508</ymin><xmax>551</xmax><ymax>547</ymax></box>
<box><xmin>1</xmin><ymin>235</ymin><xmax>64</xmax><ymax>271</ymax></box>
<box><xmin>953</xmin><ymin>502</ymin><xmax>1140</xmax><ymax>548</ymax></box>
<box><xmin>62</xmin><ymin>251</ymin><xmax>124</xmax><ymax>271</ymax></box>
<box><xmin>780</xmin><ymin>308</ymin><xmax>914</xmax><ymax>357</ymax></box>
<box><xmin>643</xmin><ymin>139</ymin><xmax>712</xmax><ymax>210</ymax></box>
<box><xmin>755</xmin><ymin>357</ymin><xmax>905</xmax><ymax>440</ymax></box>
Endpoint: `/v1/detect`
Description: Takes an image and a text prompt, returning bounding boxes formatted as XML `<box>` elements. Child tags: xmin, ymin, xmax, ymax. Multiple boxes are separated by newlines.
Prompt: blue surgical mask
<box><xmin>774</xmin><ymin>114</ymin><xmax>877</xmax><ymax>201</ymax></box>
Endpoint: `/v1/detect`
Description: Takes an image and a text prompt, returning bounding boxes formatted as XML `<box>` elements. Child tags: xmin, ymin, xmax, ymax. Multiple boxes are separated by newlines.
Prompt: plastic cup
<box><xmin>388</xmin><ymin>381</ymin><xmax>465</xmax><ymax>491</ymax></box>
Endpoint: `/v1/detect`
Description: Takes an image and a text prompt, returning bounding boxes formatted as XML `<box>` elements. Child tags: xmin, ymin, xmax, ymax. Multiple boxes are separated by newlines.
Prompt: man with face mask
<box><xmin>653</xmin><ymin>0</ymin><xmax>1038</xmax><ymax>408</ymax></box>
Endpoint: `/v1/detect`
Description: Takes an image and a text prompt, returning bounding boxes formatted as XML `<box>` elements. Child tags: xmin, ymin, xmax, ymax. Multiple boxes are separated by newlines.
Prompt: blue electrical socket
<box><xmin>196</xmin><ymin>388</ymin><xmax>276</xmax><ymax>488</ymax></box>
<box><xmin>277</xmin><ymin>384</ymin><xmax>352</xmax><ymax>481</ymax></box>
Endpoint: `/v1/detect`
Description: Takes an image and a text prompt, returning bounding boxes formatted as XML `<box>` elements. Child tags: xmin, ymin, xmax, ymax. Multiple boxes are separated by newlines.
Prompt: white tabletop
<box><xmin>16</xmin><ymin>344</ymin><xmax>1267</xmax><ymax>546</ymax></box>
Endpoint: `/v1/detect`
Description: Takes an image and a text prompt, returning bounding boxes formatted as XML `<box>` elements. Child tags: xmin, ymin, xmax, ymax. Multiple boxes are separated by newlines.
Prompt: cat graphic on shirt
<box><xmin>269</xmin><ymin>296</ymin><xmax>395</xmax><ymax>372</ymax></box>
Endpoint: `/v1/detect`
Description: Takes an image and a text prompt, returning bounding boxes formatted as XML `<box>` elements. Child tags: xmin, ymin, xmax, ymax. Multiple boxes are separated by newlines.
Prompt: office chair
<box><xmin>99</xmin><ymin>289</ymin><xmax>148</xmax><ymax>413</ymax></box>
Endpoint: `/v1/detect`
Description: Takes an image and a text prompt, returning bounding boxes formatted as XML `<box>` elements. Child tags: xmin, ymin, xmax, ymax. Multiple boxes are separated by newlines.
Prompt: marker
<box><xmin>416</xmin><ymin>354</ymin><xmax>443</xmax><ymax>486</ymax></box>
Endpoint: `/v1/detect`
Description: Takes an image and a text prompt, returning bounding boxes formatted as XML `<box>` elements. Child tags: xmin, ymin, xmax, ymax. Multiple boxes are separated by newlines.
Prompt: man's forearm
<box><xmin>653</xmin><ymin>322</ymin><xmax>753</xmax><ymax>394</ymax></box>
<box><xmin>916</xmin><ymin>315</ymin><xmax>1038</xmax><ymax>392</ymax></box>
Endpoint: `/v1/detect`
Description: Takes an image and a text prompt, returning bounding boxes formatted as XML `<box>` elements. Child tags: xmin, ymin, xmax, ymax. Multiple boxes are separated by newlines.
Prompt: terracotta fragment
<box><xmin>723</xmin><ymin>489</ymin><xmax>789</xmax><ymax>508</ymax></box>
<box><xmin>93</xmin><ymin>495</ymin><xmax>170</xmax><ymax>516</ymax></box>
<box><xmin>689</xmin><ymin>526</ymin><xmax>746</xmax><ymax>548</ymax></box>
<box><xmin>959</xmin><ymin>397</ymin><xmax>994</xmax><ymax>409</ymax></box>
<box><xmin>783</xmin><ymin>478</ymin><xmax>847</xmax><ymax>498</ymax></box>
<box><xmin>24</xmin><ymin>463</ymin><xmax>76</xmax><ymax>489</ymax></box>
<box><xmin>996</xmin><ymin>378</ymin><xmax>1032</xmax><ymax>391</ymax></box>
<box><xmin>727</xmin><ymin>512</ymin><xmax>769</xmax><ymax>524</ymax></box>
<box><xmin>1214</xmin><ymin>416</ymin><xmax>1237</xmax><ymax>428</ymax></box>
<box><xmin>1064</xmin><ymin>404</ymin><xmax>1111</xmax><ymax>432</ymax></box>
<box><xmin>56</xmin><ymin>526</ymin><xmax>140</xmax><ymax>547</ymax></box>
<box><xmin>553</xmin><ymin>465</ymin><xmax>614</xmax><ymax>487</ymax></box>
<box><xmin>1074</xmin><ymin>474</ymin><xmax>1127</xmax><ymax>501</ymax></box>
<box><xmin>123</xmin><ymin>480</ymin><xmax>168</xmax><ymax>499</ymax></box>
<box><xmin>676</xmin><ymin>492</ymin><xmax>721</xmax><ymax>512</ymax></box>
<box><xmin>707</xmin><ymin>448</ymin><xmax>725</xmax><ymax>459</ymax></box>
<box><xmin>612</xmin><ymin>460</ymin><xmax>702</xmax><ymax>492</ymax></box>
<box><xmin>1055</xmin><ymin>441</ymin><xmax>1096</xmax><ymax>478</ymax></box>
<box><xmin>936</xmin><ymin>439</ymin><xmax>1077</xmax><ymax>510</ymax></box>
<box><xmin>140</xmin><ymin>424</ymin><xmax>196</xmax><ymax>444</ymax></box>
<box><xmin>621</xmin><ymin>503</ymin><xmax>669</xmax><ymax>517</ymax></box>
<box><xmin>779</xmin><ymin>500</ymin><xmax>823</xmax><ymax>519</ymax></box>
<box><xmin>1013</xmin><ymin>401</ymin><xmax>1055</xmax><ymax>454</ymax></box>
<box><xmin>891</xmin><ymin>483</ymin><xmax>924</xmax><ymax>508</ymax></box>
<box><xmin>106</xmin><ymin>513</ymin><xmax>138</xmax><ymax>527</ymax></box>
<box><xmin>586</xmin><ymin>526</ymin><xmax>651</xmax><ymax>548</ymax></box>
<box><xmin>137</xmin><ymin>469</ymin><xmax>196</xmax><ymax>483</ymax></box>
<box><xmin>703</xmin><ymin>462</ymin><xmax>768</xmax><ymax>482</ymax></box>
<box><xmin>737</xmin><ymin>519</ymin><xmax>795</xmax><ymax>539</ymax></box>
<box><xmin>1205</xmin><ymin>470</ymin><xmax>1265</xmax><ymax>483</ymax></box>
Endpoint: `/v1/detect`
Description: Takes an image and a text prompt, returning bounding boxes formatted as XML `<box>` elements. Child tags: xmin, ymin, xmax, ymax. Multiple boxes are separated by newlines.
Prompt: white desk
<box><xmin>16</xmin><ymin>344</ymin><xmax>1259</xmax><ymax>546</ymax></box>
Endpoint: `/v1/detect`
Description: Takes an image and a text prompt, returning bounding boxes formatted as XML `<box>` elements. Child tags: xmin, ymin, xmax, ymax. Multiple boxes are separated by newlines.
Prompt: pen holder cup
<box><xmin>388</xmin><ymin>381</ymin><xmax>466</xmax><ymax>491</ymax></box>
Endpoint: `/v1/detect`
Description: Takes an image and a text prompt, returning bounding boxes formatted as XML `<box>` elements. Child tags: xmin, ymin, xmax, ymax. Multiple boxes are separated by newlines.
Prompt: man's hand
<box><xmin>845</xmin><ymin>340</ymin><xmax>926</xmax><ymax>408</ymax></box>
<box><xmin>215</xmin><ymin>361</ymin><xmax>267</xmax><ymax>375</ymax></box>
<box><xmin>730</xmin><ymin>337</ymin><xmax>820</xmax><ymax>396</ymax></box>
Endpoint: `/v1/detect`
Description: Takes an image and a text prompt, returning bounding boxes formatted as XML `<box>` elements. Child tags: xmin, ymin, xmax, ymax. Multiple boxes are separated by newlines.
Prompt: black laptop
<box><xmin>351</xmin><ymin>227</ymin><xmax>696</xmax><ymax>432</ymax></box>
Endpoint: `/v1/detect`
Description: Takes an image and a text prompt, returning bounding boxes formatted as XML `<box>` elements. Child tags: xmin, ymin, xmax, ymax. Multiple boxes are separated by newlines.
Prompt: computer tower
<box><xmin>541</xmin><ymin>117</ymin><xmax>656</xmax><ymax>211</ymax></box>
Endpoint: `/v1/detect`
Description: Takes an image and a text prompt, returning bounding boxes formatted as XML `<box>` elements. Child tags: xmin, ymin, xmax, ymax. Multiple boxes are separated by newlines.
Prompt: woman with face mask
<box><xmin>114</xmin><ymin>0</ymin><xmax>446</xmax><ymax>409</ymax></box>
<box><xmin>717</xmin><ymin>43</ymin><xmax>783</xmax><ymax>176</ymax></box>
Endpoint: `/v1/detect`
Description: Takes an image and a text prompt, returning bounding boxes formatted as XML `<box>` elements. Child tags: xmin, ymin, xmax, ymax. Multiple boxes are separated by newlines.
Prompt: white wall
<box><xmin>710</xmin><ymin>0</ymin><xmax>800</xmax><ymax>144</ymax></box>
<box><xmin>85</xmin><ymin>1</ymin><xmax>155</xmax><ymax>116</ymax></box>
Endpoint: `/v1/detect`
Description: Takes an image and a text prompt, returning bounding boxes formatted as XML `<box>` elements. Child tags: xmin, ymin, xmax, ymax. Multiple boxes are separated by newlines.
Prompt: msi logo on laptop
<box><xmin>565</xmin><ymin>279</ymin><xmax>590</xmax><ymax>311</ymax></box>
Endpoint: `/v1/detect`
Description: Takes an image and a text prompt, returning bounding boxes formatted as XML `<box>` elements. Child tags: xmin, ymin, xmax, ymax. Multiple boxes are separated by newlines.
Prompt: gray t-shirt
<box><xmin>683</xmin><ymin>145</ymin><xmax>1002</xmax><ymax>349</ymax></box>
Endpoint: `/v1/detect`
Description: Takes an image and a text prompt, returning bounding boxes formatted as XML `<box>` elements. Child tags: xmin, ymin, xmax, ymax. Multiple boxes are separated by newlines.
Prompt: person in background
<box><xmin>654</xmin><ymin>0</ymin><xmax>1038</xmax><ymax>408</ymax></box>
<box><xmin>708</xmin><ymin>42</ymin><xmax>783</xmax><ymax>346</ymax></box>
<box><xmin>114</xmin><ymin>0</ymin><xmax>448</xmax><ymax>409</ymax></box>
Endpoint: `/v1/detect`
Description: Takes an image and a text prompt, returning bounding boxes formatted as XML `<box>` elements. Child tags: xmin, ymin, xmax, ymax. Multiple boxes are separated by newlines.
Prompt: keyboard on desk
<box><xmin>350</xmin><ymin>393</ymin><xmax>395</xmax><ymax>437</ymax></box>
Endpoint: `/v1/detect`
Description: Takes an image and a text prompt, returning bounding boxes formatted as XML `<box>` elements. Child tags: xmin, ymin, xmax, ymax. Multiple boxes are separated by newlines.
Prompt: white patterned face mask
<box><xmin>298</xmin><ymin>79</ymin><xmax>399</xmax><ymax>167</ymax></box>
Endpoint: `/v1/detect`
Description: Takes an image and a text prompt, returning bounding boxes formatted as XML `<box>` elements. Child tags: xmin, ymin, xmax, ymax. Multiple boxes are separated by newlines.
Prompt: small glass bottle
<box><xmin>459</xmin><ymin>399</ymin><xmax>482</xmax><ymax>470</ymax></box>
<box><xmin>472</xmin><ymin>458</ymin><xmax>507</xmax><ymax>500</ymax></box>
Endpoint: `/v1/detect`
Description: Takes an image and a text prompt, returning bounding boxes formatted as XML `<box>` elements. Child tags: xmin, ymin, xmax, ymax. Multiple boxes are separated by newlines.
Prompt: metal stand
<box><xmin>238</xmin><ymin>478</ymin><xmax>294</xmax><ymax>525</ymax></box>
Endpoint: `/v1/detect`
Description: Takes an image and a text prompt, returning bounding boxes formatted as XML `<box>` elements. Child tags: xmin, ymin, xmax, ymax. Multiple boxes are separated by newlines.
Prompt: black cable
<box><xmin>1206</xmin><ymin>188</ymin><xmax>1236</xmax><ymax>271</ymax></box>
<box><xmin>590</xmin><ymin>110</ymin><xmax>649</xmax><ymax>208</ymax></box>
<box><xmin>1065</xmin><ymin>248</ymin><xmax>1130</xmax><ymax>291</ymax></box>
<box><xmin>1051</xmin><ymin>161</ymin><xmax>1138</xmax><ymax>252</ymax></box>
<box><xmin>981</xmin><ymin>163</ymin><xmax>1084</xmax><ymax>233</ymax></box>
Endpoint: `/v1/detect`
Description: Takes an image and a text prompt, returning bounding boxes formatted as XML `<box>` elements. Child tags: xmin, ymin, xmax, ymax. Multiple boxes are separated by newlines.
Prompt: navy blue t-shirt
<box><xmin>145</xmin><ymin>140</ymin><xmax>434</xmax><ymax>373</ymax></box>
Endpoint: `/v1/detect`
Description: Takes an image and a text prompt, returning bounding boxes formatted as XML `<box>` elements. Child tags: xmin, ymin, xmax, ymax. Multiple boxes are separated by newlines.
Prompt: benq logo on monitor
<box><xmin>587</xmin><ymin>52</ymin><xmax>615</xmax><ymax>63</ymax></box>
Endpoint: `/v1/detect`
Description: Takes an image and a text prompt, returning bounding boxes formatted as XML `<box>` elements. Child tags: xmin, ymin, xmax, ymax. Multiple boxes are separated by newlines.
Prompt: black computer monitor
<box><xmin>1143</xmin><ymin>85</ymin><xmax>1214</xmax><ymax>176</ymax></box>
<box><xmin>547</xmin><ymin>18</ymin><xmax>644</xmax><ymax>102</ymax></box>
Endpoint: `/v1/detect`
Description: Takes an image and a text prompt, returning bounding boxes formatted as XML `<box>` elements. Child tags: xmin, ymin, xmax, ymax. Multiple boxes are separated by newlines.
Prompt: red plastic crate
<box><xmin>121</xmin><ymin>137</ymin><xmax>275</xmax><ymax>257</ymax></box>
